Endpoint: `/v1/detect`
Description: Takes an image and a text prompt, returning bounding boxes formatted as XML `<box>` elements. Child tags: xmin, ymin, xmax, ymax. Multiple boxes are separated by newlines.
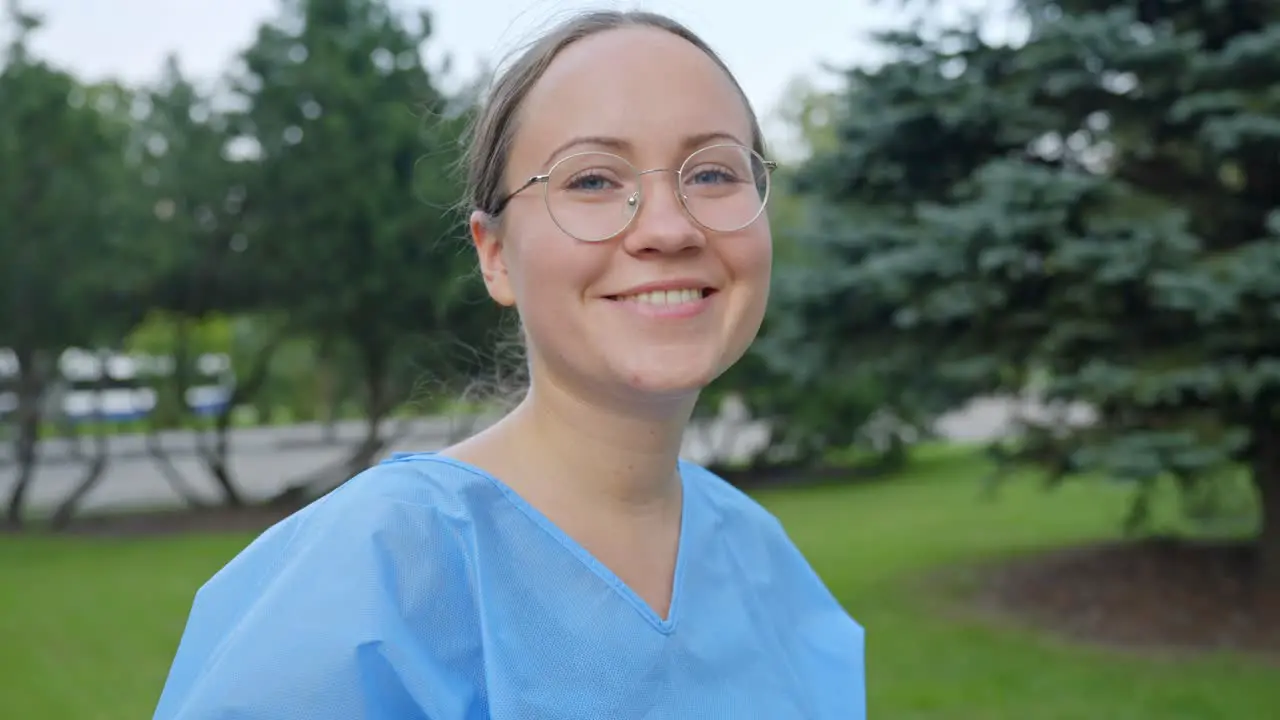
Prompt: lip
<box><xmin>605</xmin><ymin>278</ymin><xmax>718</xmax><ymax>299</ymax></box>
<box><xmin>603</xmin><ymin>278</ymin><xmax>719</xmax><ymax>320</ymax></box>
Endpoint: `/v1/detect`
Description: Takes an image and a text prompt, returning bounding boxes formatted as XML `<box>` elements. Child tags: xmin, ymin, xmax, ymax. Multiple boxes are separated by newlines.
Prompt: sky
<box><xmin>13</xmin><ymin>0</ymin><xmax>908</xmax><ymax>154</ymax></box>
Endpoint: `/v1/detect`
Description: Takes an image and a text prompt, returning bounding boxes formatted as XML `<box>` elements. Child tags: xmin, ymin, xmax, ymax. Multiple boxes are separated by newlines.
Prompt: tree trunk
<box><xmin>4</xmin><ymin>348</ymin><xmax>46</xmax><ymax>529</ymax></box>
<box><xmin>49</xmin><ymin>352</ymin><xmax>114</xmax><ymax>529</ymax></box>
<box><xmin>49</xmin><ymin>449</ymin><xmax>107</xmax><ymax>530</ymax></box>
<box><xmin>267</xmin><ymin>339</ymin><xmax>400</xmax><ymax>506</ymax></box>
<box><xmin>144</xmin><ymin>321</ymin><xmax>208</xmax><ymax>507</ymax></box>
<box><xmin>316</xmin><ymin>337</ymin><xmax>339</xmax><ymax>443</ymax></box>
<box><xmin>347</xmin><ymin>343</ymin><xmax>393</xmax><ymax>477</ymax></box>
<box><xmin>198</xmin><ymin>328</ymin><xmax>286</xmax><ymax>508</ymax></box>
<box><xmin>316</xmin><ymin>341</ymin><xmax>394</xmax><ymax>491</ymax></box>
<box><xmin>4</xmin><ymin>444</ymin><xmax>37</xmax><ymax>529</ymax></box>
<box><xmin>202</xmin><ymin>453</ymin><xmax>245</xmax><ymax>507</ymax></box>
<box><xmin>166</xmin><ymin>319</ymin><xmax>192</xmax><ymax>429</ymax></box>
<box><xmin>145</xmin><ymin>430</ymin><xmax>208</xmax><ymax>508</ymax></box>
<box><xmin>1254</xmin><ymin>427</ymin><xmax>1280</xmax><ymax>590</ymax></box>
<box><xmin>170</xmin><ymin>318</ymin><xmax>247</xmax><ymax>507</ymax></box>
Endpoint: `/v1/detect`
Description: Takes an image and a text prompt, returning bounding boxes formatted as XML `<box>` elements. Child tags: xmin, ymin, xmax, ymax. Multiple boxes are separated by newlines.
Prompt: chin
<box><xmin>620</xmin><ymin>370</ymin><xmax>714</xmax><ymax>397</ymax></box>
<box><xmin>607</xmin><ymin>351</ymin><xmax>724</xmax><ymax>399</ymax></box>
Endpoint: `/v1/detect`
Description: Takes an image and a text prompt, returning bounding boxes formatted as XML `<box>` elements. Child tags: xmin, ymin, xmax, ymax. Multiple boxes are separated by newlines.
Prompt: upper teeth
<box><xmin>622</xmin><ymin>289</ymin><xmax>703</xmax><ymax>305</ymax></box>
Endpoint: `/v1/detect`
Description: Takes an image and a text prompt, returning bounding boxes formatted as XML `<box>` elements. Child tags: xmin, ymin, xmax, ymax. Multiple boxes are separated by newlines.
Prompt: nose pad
<box><xmin>623</xmin><ymin>190</ymin><xmax>641</xmax><ymax>222</ymax></box>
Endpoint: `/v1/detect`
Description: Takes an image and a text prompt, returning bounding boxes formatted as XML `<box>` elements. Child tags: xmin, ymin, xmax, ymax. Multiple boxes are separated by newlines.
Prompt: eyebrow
<box><xmin>541</xmin><ymin>131</ymin><xmax>747</xmax><ymax>168</ymax></box>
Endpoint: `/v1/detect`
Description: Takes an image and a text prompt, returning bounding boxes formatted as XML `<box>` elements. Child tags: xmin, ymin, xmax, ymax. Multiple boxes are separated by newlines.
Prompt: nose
<box><xmin>620</xmin><ymin>171</ymin><xmax>706</xmax><ymax>256</ymax></box>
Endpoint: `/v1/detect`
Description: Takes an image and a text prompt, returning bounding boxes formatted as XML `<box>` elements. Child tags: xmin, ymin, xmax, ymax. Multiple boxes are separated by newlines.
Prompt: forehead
<box><xmin>512</xmin><ymin>27</ymin><xmax>753</xmax><ymax>169</ymax></box>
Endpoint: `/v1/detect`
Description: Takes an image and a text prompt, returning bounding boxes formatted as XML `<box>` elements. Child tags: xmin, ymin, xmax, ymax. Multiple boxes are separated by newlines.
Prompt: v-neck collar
<box><xmin>420</xmin><ymin>453</ymin><xmax>695</xmax><ymax>634</ymax></box>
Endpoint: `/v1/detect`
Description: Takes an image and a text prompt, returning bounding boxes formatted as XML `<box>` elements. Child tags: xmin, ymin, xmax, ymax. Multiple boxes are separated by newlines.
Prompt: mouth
<box><xmin>606</xmin><ymin>287</ymin><xmax>717</xmax><ymax>306</ymax></box>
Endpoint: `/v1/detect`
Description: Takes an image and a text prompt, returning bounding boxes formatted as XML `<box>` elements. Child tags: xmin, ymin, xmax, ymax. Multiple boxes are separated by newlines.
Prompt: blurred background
<box><xmin>2</xmin><ymin>0</ymin><xmax>1278</xmax><ymax>717</ymax></box>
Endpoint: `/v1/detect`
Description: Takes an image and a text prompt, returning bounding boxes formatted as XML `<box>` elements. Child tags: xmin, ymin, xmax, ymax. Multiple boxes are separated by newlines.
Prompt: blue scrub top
<box><xmin>153</xmin><ymin>453</ymin><xmax>866</xmax><ymax>719</ymax></box>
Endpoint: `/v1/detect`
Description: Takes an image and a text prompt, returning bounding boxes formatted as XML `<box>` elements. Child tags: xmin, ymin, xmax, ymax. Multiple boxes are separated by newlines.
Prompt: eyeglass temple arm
<box><xmin>490</xmin><ymin>174</ymin><xmax>550</xmax><ymax>216</ymax></box>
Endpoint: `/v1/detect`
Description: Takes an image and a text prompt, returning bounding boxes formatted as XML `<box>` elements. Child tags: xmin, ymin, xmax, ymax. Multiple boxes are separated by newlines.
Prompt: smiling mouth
<box><xmin>606</xmin><ymin>288</ymin><xmax>716</xmax><ymax>305</ymax></box>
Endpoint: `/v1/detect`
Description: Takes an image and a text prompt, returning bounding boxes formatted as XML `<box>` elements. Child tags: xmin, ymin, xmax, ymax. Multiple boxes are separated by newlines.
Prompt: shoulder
<box><xmin>188</xmin><ymin>454</ymin><xmax>495</xmax><ymax>628</ymax></box>
<box><xmin>680</xmin><ymin>460</ymin><xmax>859</xmax><ymax>615</ymax></box>
<box><xmin>679</xmin><ymin>459</ymin><xmax>788</xmax><ymax>535</ymax></box>
<box><xmin>204</xmin><ymin>453</ymin><xmax>492</xmax><ymax>593</ymax></box>
<box><xmin>679</xmin><ymin>459</ymin><xmax>819</xmax><ymax>570</ymax></box>
<box><xmin>155</xmin><ymin>454</ymin><xmax>495</xmax><ymax>718</ymax></box>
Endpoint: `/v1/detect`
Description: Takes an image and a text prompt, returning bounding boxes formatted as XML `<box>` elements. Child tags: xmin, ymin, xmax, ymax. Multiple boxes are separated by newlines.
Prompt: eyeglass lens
<box><xmin>542</xmin><ymin>144</ymin><xmax>771</xmax><ymax>242</ymax></box>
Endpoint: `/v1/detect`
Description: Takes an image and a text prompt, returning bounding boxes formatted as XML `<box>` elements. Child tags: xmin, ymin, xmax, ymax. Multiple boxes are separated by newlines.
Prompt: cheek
<box><xmin>505</xmin><ymin>232</ymin><xmax>609</xmax><ymax>328</ymax></box>
<box><xmin>727</xmin><ymin>230</ymin><xmax>773</xmax><ymax>293</ymax></box>
<box><xmin>511</xmin><ymin>236</ymin><xmax>594</xmax><ymax>292</ymax></box>
<box><xmin>727</xmin><ymin>232</ymin><xmax>773</xmax><ymax>342</ymax></box>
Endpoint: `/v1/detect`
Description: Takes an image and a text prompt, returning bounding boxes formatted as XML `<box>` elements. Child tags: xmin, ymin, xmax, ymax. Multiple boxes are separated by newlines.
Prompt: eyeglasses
<box><xmin>491</xmin><ymin>143</ymin><xmax>778</xmax><ymax>243</ymax></box>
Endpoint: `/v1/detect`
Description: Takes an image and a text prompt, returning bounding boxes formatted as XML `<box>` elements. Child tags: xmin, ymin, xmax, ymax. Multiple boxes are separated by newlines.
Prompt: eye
<box><xmin>685</xmin><ymin>164</ymin><xmax>741</xmax><ymax>186</ymax></box>
<box><xmin>564</xmin><ymin>170</ymin><xmax>622</xmax><ymax>192</ymax></box>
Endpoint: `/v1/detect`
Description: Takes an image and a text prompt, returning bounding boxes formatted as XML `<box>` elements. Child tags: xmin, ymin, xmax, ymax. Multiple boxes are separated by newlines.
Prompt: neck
<box><xmin>503</xmin><ymin>374</ymin><xmax>696</xmax><ymax>513</ymax></box>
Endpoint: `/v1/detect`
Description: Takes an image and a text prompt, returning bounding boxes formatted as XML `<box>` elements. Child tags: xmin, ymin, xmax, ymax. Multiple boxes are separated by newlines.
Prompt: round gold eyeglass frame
<box><xmin>489</xmin><ymin>143</ymin><xmax>779</xmax><ymax>243</ymax></box>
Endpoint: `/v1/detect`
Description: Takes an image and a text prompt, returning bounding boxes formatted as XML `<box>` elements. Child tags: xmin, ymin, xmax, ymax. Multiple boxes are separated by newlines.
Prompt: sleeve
<box><xmin>151</xmin><ymin>478</ymin><xmax>479</xmax><ymax>720</ymax></box>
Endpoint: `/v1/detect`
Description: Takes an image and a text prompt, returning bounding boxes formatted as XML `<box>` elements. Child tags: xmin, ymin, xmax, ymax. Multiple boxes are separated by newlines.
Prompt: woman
<box><xmin>152</xmin><ymin>10</ymin><xmax>865</xmax><ymax>719</ymax></box>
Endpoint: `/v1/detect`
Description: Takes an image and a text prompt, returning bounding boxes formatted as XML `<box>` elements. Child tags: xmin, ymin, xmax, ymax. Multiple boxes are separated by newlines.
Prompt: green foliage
<box><xmin>787</xmin><ymin>0</ymin><xmax>1280</xmax><ymax>571</ymax></box>
<box><xmin>234</xmin><ymin>0</ymin><xmax>495</xmax><ymax>414</ymax></box>
<box><xmin>1</xmin><ymin>0</ymin><xmax>505</xmax><ymax>518</ymax></box>
<box><xmin>0</xmin><ymin>7</ymin><xmax>144</xmax><ymax>354</ymax></box>
<box><xmin>703</xmin><ymin>79</ymin><xmax>983</xmax><ymax>472</ymax></box>
<box><xmin>131</xmin><ymin>58</ymin><xmax>264</xmax><ymax>320</ymax></box>
<box><xmin>770</xmin><ymin>74</ymin><xmax>843</xmax><ymax>160</ymax></box>
<box><xmin>124</xmin><ymin>312</ymin><xmax>234</xmax><ymax>359</ymax></box>
<box><xmin>0</xmin><ymin>4</ymin><xmax>153</xmax><ymax>524</ymax></box>
<box><xmin>700</xmin><ymin>342</ymin><xmax>896</xmax><ymax>471</ymax></box>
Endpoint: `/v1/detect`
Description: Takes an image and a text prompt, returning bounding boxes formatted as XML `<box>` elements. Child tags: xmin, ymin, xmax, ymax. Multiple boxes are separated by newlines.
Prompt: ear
<box><xmin>470</xmin><ymin>210</ymin><xmax>516</xmax><ymax>307</ymax></box>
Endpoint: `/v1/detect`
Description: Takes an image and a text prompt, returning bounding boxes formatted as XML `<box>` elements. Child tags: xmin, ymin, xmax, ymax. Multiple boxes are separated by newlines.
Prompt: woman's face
<box><xmin>471</xmin><ymin>26</ymin><xmax>773</xmax><ymax>407</ymax></box>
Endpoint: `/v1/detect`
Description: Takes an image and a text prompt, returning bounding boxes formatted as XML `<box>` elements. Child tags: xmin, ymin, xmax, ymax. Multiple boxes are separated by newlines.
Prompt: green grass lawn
<box><xmin>1</xmin><ymin>446</ymin><xmax>1275</xmax><ymax>719</ymax></box>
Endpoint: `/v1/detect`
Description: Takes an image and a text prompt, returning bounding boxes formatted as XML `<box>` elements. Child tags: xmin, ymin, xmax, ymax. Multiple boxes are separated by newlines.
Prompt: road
<box><xmin>1</xmin><ymin>416</ymin><xmax>483</xmax><ymax>515</ymax></box>
<box><xmin>0</xmin><ymin>396</ymin><xmax>1092</xmax><ymax>516</ymax></box>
